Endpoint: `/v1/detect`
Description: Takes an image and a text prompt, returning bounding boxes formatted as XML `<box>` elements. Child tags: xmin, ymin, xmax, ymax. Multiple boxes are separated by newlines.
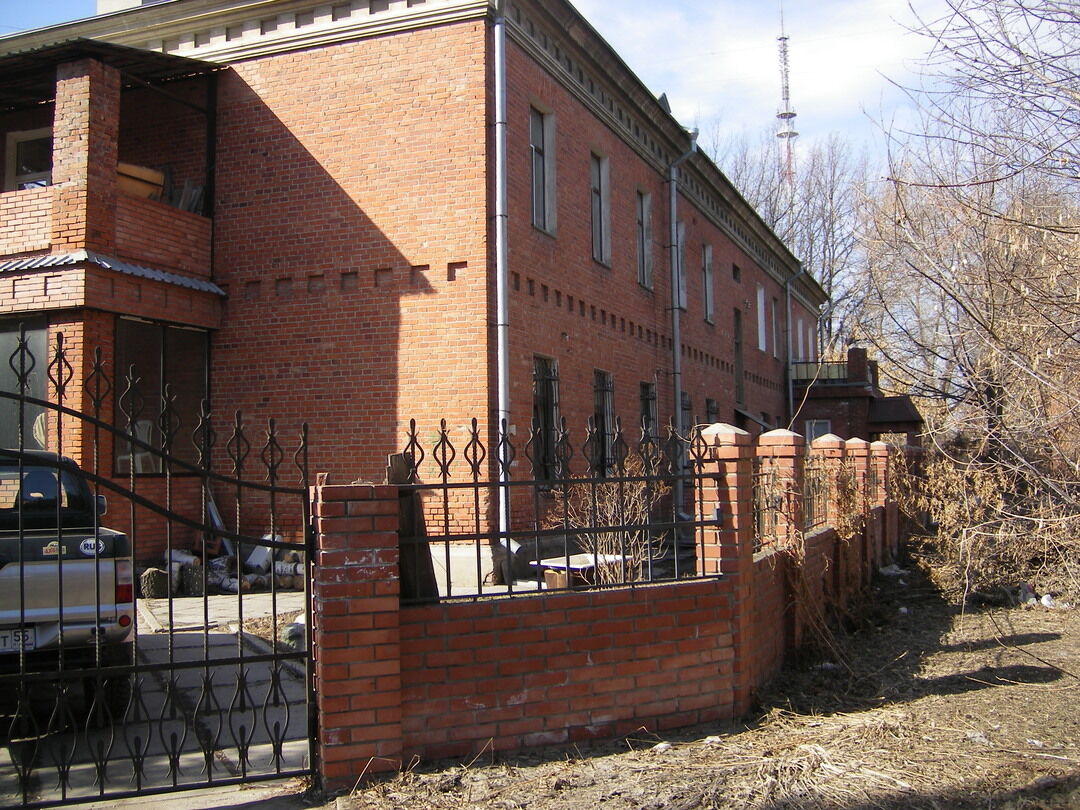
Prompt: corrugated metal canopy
<box><xmin>0</xmin><ymin>38</ymin><xmax>221</xmax><ymax>111</ymax></box>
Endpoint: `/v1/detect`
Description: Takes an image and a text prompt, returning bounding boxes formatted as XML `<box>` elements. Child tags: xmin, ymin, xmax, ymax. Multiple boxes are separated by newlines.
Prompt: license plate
<box><xmin>0</xmin><ymin>627</ymin><xmax>35</xmax><ymax>652</ymax></box>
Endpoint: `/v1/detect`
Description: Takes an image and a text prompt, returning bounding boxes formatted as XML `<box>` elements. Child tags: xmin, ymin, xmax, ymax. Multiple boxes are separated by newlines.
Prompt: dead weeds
<box><xmin>339</xmin><ymin>556</ymin><xmax>1080</xmax><ymax>810</ymax></box>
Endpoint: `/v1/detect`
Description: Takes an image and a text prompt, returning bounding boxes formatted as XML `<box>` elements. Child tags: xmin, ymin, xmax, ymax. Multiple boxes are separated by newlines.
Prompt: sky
<box><xmin>0</xmin><ymin>0</ymin><xmax>947</xmax><ymax>156</ymax></box>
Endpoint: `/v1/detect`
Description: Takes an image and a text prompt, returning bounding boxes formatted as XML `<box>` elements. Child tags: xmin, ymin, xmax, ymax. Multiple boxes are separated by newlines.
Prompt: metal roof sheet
<box><xmin>0</xmin><ymin>38</ymin><xmax>221</xmax><ymax>110</ymax></box>
<box><xmin>0</xmin><ymin>250</ymin><xmax>225</xmax><ymax>296</ymax></box>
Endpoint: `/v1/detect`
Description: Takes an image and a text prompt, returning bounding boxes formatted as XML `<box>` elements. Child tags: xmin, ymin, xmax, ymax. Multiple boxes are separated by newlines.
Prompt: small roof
<box><xmin>869</xmin><ymin>396</ymin><xmax>923</xmax><ymax>426</ymax></box>
<box><xmin>0</xmin><ymin>250</ymin><xmax>225</xmax><ymax>296</ymax></box>
<box><xmin>0</xmin><ymin>38</ymin><xmax>221</xmax><ymax>111</ymax></box>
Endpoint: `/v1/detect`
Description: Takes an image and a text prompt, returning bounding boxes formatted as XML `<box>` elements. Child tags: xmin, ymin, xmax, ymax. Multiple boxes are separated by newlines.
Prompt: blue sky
<box><xmin>1</xmin><ymin>0</ymin><xmax>945</xmax><ymax>154</ymax></box>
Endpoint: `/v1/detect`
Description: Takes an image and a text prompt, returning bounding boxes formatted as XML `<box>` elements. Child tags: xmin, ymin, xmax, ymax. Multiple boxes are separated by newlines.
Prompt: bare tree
<box><xmin>716</xmin><ymin>130</ymin><xmax>870</xmax><ymax>354</ymax></box>
<box><xmin>859</xmin><ymin>0</ymin><xmax>1080</xmax><ymax>596</ymax></box>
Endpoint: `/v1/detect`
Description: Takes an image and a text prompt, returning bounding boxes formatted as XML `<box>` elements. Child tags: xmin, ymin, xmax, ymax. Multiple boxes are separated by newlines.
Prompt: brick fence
<box><xmin>309</xmin><ymin>424</ymin><xmax>912</xmax><ymax>790</ymax></box>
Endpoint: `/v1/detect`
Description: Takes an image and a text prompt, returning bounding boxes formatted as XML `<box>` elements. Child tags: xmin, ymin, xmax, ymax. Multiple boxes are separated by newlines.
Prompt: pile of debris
<box><xmin>140</xmin><ymin>541</ymin><xmax>305</xmax><ymax>598</ymax></box>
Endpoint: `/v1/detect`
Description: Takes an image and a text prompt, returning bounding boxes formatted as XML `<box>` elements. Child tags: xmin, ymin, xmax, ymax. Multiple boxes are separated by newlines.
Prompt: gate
<box><xmin>0</xmin><ymin>327</ymin><xmax>315</xmax><ymax>807</ymax></box>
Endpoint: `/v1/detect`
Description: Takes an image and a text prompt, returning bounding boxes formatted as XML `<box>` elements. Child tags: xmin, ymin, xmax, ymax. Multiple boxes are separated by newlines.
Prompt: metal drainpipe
<box><xmin>784</xmin><ymin>267</ymin><xmax>808</xmax><ymax>426</ymax></box>
<box><xmin>668</xmin><ymin>130</ymin><xmax>697</xmax><ymax>440</ymax></box>
<box><xmin>494</xmin><ymin>0</ymin><xmax>510</xmax><ymax>541</ymax></box>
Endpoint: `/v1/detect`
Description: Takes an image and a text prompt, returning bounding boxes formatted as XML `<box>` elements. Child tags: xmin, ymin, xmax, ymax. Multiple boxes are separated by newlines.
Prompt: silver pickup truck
<box><xmin>0</xmin><ymin>452</ymin><xmax>134</xmax><ymax>707</ymax></box>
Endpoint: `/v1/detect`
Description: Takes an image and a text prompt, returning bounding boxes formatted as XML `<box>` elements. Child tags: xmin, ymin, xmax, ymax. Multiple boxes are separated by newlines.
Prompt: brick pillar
<box><xmin>700</xmin><ymin>423</ymin><xmax>754</xmax><ymax>715</ymax></box>
<box><xmin>756</xmin><ymin>429</ymin><xmax>805</xmax><ymax>548</ymax></box>
<box><xmin>51</xmin><ymin>58</ymin><xmax>119</xmax><ymax>253</ymax></box>
<box><xmin>311</xmin><ymin>482</ymin><xmax>403</xmax><ymax>790</ymax></box>
<box><xmin>845</xmin><ymin>437</ymin><xmax>872</xmax><ymax>585</ymax></box>
<box><xmin>870</xmin><ymin>441</ymin><xmax>890</xmax><ymax>566</ymax></box>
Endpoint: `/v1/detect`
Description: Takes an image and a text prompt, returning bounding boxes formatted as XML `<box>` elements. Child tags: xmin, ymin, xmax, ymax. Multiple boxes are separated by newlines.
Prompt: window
<box><xmin>592</xmin><ymin>370</ymin><xmax>615</xmax><ymax>475</ymax></box>
<box><xmin>705</xmin><ymin>397</ymin><xmax>719</xmax><ymax>425</ymax></box>
<box><xmin>639</xmin><ymin>381</ymin><xmax>657</xmax><ymax>438</ymax></box>
<box><xmin>807</xmin><ymin>322</ymin><xmax>816</xmax><ymax>361</ymax></box>
<box><xmin>590</xmin><ymin>152</ymin><xmax>610</xmax><ymax>264</ymax></box>
<box><xmin>702</xmin><ymin>244</ymin><xmax>714</xmax><ymax>323</ymax></box>
<box><xmin>636</xmin><ymin>190</ymin><xmax>652</xmax><ymax>288</ymax></box>
<box><xmin>756</xmin><ymin>284</ymin><xmax>767</xmax><ymax>351</ymax></box>
<box><xmin>772</xmin><ymin>298</ymin><xmax>780</xmax><ymax>358</ymax></box>
<box><xmin>676</xmin><ymin>221</ymin><xmax>687</xmax><ymax>310</ymax></box>
<box><xmin>4</xmin><ymin>128</ymin><xmax>52</xmax><ymax>191</ymax></box>
<box><xmin>531</xmin><ymin>356</ymin><xmax>560</xmax><ymax>480</ymax></box>
<box><xmin>805</xmin><ymin>419</ymin><xmax>832</xmax><ymax>442</ymax></box>
<box><xmin>529</xmin><ymin>107</ymin><xmax>555</xmax><ymax>232</ymax></box>
<box><xmin>114</xmin><ymin>318</ymin><xmax>209</xmax><ymax>473</ymax></box>
<box><xmin>680</xmin><ymin>391</ymin><xmax>692</xmax><ymax>433</ymax></box>
<box><xmin>732</xmin><ymin>263</ymin><xmax>741</xmax><ymax>282</ymax></box>
<box><xmin>0</xmin><ymin>318</ymin><xmax>47</xmax><ymax>450</ymax></box>
<box><xmin>733</xmin><ymin>308</ymin><xmax>745</xmax><ymax>405</ymax></box>
<box><xmin>796</xmin><ymin>317</ymin><xmax>805</xmax><ymax>360</ymax></box>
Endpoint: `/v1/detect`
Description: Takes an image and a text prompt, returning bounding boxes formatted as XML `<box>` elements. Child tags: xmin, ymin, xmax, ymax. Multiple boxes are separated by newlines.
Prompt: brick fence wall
<box><xmin>309</xmin><ymin>424</ymin><xmax>912</xmax><ymax>791</ymax></box>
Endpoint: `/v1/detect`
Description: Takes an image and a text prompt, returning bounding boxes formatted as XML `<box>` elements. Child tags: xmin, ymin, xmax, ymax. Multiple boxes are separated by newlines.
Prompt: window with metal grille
<box><xmin>532</xmin><ymin>356</ymin><xmax>560</xmax><ymax>479</ymax></box>
<box><xmin>705</xmin><ymin>397</ymin><xmax>719</xmax><ymax>425</ymax></box>
<box><xmin>680</xmin><ymin>390</ymin><xmax>692</xmax><ymax>434</ymax></box>
<box><xmin>639</xmin><ymin>381</ymin><xmax>657</xmax><ymax>438</ymax></box>
<box><xmin>114</xmin><ymin>317</ymin><xmax>209</xmax><ymax>473</ymax></box>
<box><xmin>593</xmin><ymin>370</ymin><xmax>615</xmax><ymax>475</ymax></box>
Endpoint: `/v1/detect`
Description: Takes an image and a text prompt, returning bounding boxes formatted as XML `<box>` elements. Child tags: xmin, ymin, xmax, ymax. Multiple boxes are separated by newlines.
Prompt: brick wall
<box><xmin>114</xmin><ymin>195</ymin><xmax>211</xmax><ymax>278</ymax></box>
<box><xmin>0</xmin><ymin>188</ymin><xmax>51</xmax><ymax>256</ymax></box>
<box><xmin>309</xmin><ymin>424</ymin><xmax>906</xmax><ymax>791</ymax></box>
<box><xmin>210</xmin><ymin>21</ymin><xmax>491</xmax><ymax>488</ymax></box>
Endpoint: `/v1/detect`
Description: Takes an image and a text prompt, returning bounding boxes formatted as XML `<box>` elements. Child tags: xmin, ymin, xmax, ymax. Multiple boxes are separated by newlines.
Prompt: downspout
<box><xmin>668</xmin><ymin>129</ymin><xmax>697</xmax><ymax>439</ymax></box>
<box><xmin>784</xmin><ymin>266</ymin><xmax>808</xmax><ymax>426</ymax></box>
<box><xmin>494</xmin><ymin>0</ymin><xmax>510</xmax><ymax>541</ymax></box>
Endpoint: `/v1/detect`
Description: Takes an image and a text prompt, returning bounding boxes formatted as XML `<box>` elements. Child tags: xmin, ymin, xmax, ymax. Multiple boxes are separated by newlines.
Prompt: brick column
<box><xmin>51</xmin><ymin>58</ymin><xmax>119</xmax><ymax>253</ymax></box>
<box><xmin>756</xmin><ymin>429</ymin><xmax>805</xmax><ymax>548</ymax></box>
<box><xmin>845</xmin><ymin>437</ymin><xmax>872</xmax><ymax>585</ymax></box>
<box><xmin>870</xmin><ymin>441</ymin><xmax>890</xmax><ymax>567</ymax></box>
<box><xmin>311</xmin><ymin>482</ymin><xmax>403</xmax><ymax>790</ymax></box>
<box><xmin>700</xmin><ymin>424</ymin><xmax>754</xmax><ymax>714</ymax></box>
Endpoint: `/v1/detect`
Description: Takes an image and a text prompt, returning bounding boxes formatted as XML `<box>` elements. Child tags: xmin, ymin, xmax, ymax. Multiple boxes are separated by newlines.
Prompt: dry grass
<box><xmin>338</xmin><ymin>559</ymin><xmax>1080</xmax><ymax>810</ymax></box>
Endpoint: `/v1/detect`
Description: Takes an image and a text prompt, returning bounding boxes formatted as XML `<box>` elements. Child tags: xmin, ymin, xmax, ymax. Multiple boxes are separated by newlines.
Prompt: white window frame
<box><xmin>805</xmin><ymin>419</ymin><xmax>832</xmax><ymax>442</ymax></box>
<box><xmin>807</xmin><ymin>322</ymin><xmax>816</xmax><ymax>361</ymax></box>
<box><xmin>756</xmin><ymin>284</ymin><xmax>767</xmax><ymax>351</ymax></box>
<box><xmin>590</xmin><ymin>151</ymin><xmax>610</xmax><ymax>265</ymax></box>
<box><xmin>796</xmin><ymin>317</ymin><xmax>805</xmax><ymax>360</ymax></box>
<box><xmin>702</xmin><ymin>243</ymin><xmax>714</xmax><ymax>323</ymax></box>
<box><xmin>636</xmin><ymin>190</ymin><xmax>652</xmax><ymax>289</ymax></box>
<box><xmin>4</xmin><ymin>127</ymin><xmax>52</xmax><ymax>192</ymax></box>
<box><xmin>529</xmin><ymin>106</ymin><xmax>556</xmax><ymax>233</ymax></box>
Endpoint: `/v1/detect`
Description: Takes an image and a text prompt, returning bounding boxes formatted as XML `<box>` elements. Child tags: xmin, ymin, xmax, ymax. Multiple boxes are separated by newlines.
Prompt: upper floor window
<box><xmin>772</xmin><ymin>297</ymin><xmax>780</xmax><ymax>358</ymax></box>
<box><xmin>796</xmin><ymin>317</ymin><xmax>806</xmax><ymax>360</ymax></box>
<box><xmin>732</xmin><ymin>263</ymin><xmax>741</xmax><ymax>283</ymax></box>
<box><xmin>636</xmin><ymin>190</ymin><xmax>652</xmax><ymax>288</ymax></box>
<box><xmin>4</xmin><ymin>128</ymin><xmax>52</xmax><ymax>192</ymax></box>
<box><xmin>756</xmin><ymin>284</ymin><xmax>767</xmax><ymax>352</ymax></box>
<box><xmin>590</xmin><ymin>152</ymin><xmax>610</xmax><ymax>264</ymax></box>
<box><xmin>676</xmin><ymin>221</ymin><xmax>687</xmax><ymax>310</ymax></box>
<box><xmin>702</xmin><ymin>244</ymin><xmax>714</xmax><ymax>323</ymax></box>
<box><xmin>529</xmin><ymin>107</ymin><xmax>555</xmax><ymax>232</ymax></box>
<box><xmin>705</xmin><ymin>397</ymin><xmax>719</xmax><ymax>425</ymax></box>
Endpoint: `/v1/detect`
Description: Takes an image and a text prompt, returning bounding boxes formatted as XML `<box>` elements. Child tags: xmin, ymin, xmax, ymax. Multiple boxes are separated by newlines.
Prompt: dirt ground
<box><xmin>330</xmin><ymin>557</ymin><xmax>1080</xmax><ymax>810</ymax></box>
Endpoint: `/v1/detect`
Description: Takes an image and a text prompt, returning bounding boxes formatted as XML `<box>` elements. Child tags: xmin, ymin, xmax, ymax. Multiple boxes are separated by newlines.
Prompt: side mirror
<box><xmin>96</xmin><ymin>494</ymin><xmax>108</xmax><ymax>516</ymax></box>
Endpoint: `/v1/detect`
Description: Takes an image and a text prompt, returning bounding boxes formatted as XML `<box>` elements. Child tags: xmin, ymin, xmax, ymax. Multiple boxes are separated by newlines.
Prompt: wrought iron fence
<box><xmin>752</xmin><ymin>458</ymin><xmax>781</xmax><ymax>553</ymax></box>
<box><xmin>395</xmin><ymin>415</ymin><xmax>718</xmax><ymax>604</ymax></box>
<box><xmin>803</xmin><ymin>456</ymin><xmax>830</xmax><ymax>532</ymax></box>
<box><xmin>0</xmin><ymin>326</ymin><xmax>314</xmax><ymax>807</ymax></box>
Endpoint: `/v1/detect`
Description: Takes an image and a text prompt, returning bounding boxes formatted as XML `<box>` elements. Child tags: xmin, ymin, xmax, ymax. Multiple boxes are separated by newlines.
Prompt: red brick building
<box><xmin>0</xmin><ymin>0</ymin><xmax>826</xmax><ymax>555</ymax></box>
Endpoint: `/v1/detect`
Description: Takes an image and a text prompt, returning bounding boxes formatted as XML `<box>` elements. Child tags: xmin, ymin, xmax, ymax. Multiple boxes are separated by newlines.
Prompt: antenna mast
<box><xmin>776</xmin><ymin>2</ymin><xmax>798</xmax><ymax>190</ymax></box>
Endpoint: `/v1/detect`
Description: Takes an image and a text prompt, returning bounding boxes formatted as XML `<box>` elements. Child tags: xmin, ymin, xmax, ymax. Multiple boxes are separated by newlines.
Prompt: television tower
<box><xmin>776</xmin><ymin>2</ymin><xmax>798</xmax><ymax>190</ymax></box>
